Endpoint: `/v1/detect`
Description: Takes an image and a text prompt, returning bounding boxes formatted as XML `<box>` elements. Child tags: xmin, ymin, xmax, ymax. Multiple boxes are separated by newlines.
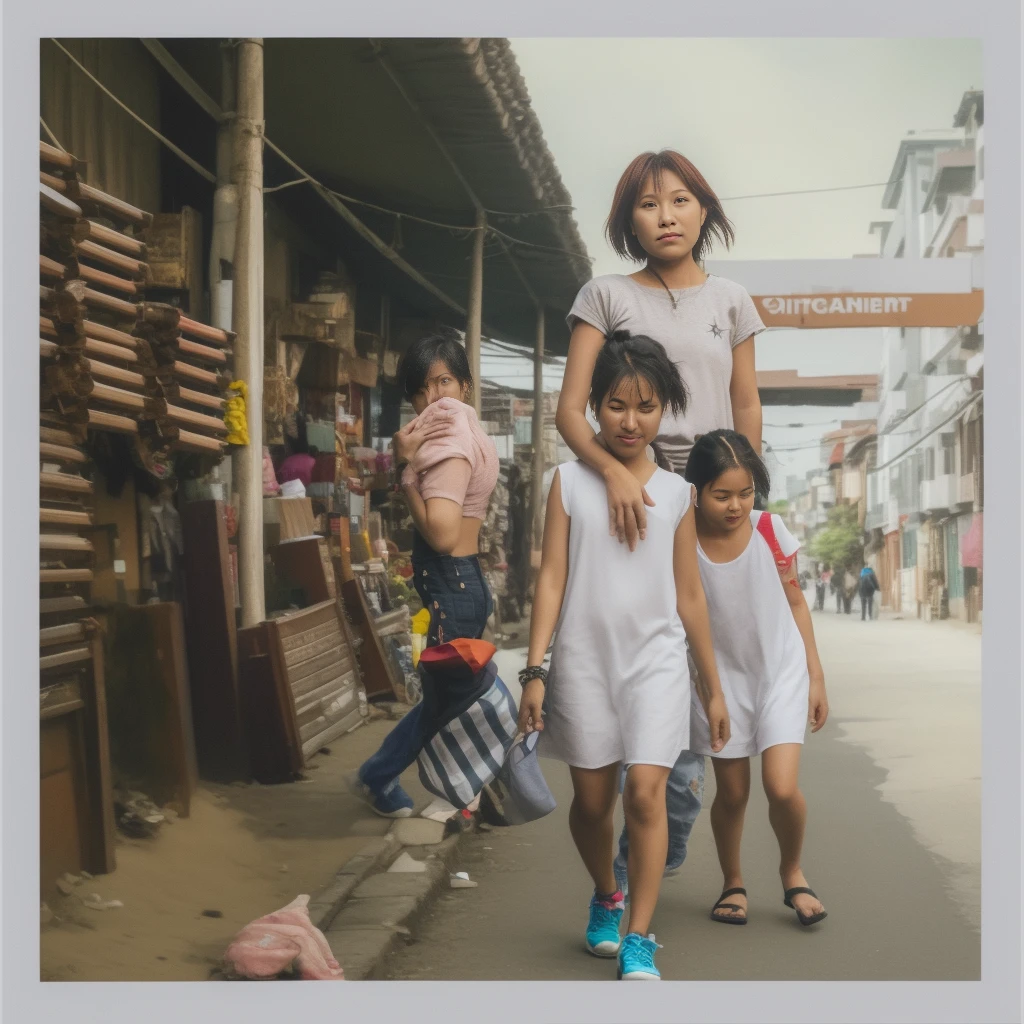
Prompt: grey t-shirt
<box><xmin>567</xmin><ymin>273</ymin><xmax>765</xmax><ymax>474</ymax></box>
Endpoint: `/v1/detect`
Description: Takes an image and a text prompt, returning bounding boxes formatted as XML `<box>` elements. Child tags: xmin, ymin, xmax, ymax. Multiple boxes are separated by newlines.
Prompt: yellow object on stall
<box><xmin>224</xmin><ymin>380</ymin><xmax>250</xmax><ymax>446</ymax></box>
<box><xmin>411</xmin><ymin>608</ymin><xmax>431</xmax><ymax>635</ymax></box>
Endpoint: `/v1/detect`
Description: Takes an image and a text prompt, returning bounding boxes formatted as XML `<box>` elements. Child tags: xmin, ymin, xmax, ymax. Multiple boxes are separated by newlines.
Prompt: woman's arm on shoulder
<box><xmin>402</xmin><ymin>457</ymin><xmax>472</xmax><ymax>555</ymax></box>
<box><xmin>730</xmin><ymin>336</ymin><xmax>762</xmax><ymax>454</ymax></box>
<box><xmin>555</xmin><ymin>320</ymin><xmax>654</xmax><ymax>550</ymax></box>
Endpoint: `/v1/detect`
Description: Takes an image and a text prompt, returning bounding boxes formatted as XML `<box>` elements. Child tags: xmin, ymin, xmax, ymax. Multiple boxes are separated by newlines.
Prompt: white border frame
<box><xmin>4</xmin><ymin>4</ymin><xmax>1020</xmax><ymax>1022</ymax></box>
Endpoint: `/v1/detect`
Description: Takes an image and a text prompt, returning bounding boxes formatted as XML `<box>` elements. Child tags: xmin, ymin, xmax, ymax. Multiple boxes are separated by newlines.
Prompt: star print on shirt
<box><xmin>707</xmin><ymin>321</ymin><xmax>725</xmax><ymax>339</ymax></box>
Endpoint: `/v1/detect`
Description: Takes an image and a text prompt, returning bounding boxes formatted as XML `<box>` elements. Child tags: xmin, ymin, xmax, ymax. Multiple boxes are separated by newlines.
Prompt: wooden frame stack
<box><xmin>39</xmin><ymin>141</ymin><xmax>234</xmax><ymax>465</ymax></box>
<box><xmin>238</xmin><ymin>601</ymin><xmax>368</xmax><ymax>784</ymax></box>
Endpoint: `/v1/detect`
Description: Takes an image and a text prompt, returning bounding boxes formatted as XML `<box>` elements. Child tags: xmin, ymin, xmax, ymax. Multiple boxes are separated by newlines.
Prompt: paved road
<box><xmin>382</xmin><ymin>608</ymin><xmax>981</xmax><ymax>981</ymax></box>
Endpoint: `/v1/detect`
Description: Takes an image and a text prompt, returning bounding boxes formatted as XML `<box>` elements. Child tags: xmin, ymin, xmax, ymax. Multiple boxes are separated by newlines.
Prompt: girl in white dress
<box><xmin>685</xmin><ymin>429</ymin><xmax>830</xmax><ymax>928</ymax></box>
<box><xmin>517</xmin><ymin>332</ymin><xmax>730</xmax><ymax>981</ymax></box>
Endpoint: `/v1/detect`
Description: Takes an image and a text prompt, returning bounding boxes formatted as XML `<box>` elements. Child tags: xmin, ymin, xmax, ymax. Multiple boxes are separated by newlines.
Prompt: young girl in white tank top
<box><xmin>516</xmin><ymin>332</ymin><xmax>730</xmax><ymax>982</ymax></box>
<box><xmin>686</xmin><ymin>429</ymin><xmax>830</xmax><ymax>929</ymax></box>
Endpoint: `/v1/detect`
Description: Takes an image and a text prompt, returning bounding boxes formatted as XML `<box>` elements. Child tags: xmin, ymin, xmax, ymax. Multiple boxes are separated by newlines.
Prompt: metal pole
<box><xmin>465</xmin><ymin>207</ymin><xmax>485</xmax><ymax>417</ymax></box>
<box><xmin>231</xmin><ymin>38</ymin><xmax>266</xmax><ymax>627</ymax></box>
<box><xmin>531</xmin><ymin>306</ymin><xmax>546</xmax><ymax>548</ymax></box>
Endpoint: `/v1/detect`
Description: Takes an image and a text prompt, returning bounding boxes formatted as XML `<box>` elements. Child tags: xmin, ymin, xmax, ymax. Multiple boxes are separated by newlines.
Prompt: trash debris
<box><xmin>80</xmin><ymin>870</ymin><xmax>94</xmax><ymax>880</ymax></box>
<box><xmin>81</xmin><ymin>893</ymin><xmax>123</xmax><ymax>911</ymax></box>
<box><xmin>280</xmin><ymin>865</ymin><xmax>289</xmax><ymax>873</ymax></box>
<box><xmin>56</xmin><ymin>875</ymin><xmax>78</xmax><ymax>895</ymax></box>
<box><xmin>222</xmin><ymin>895</ymin><xmax>344</xmax><ymax>981</ymax></box>
<box><xmin>161</xmin><ymin>808</ymin><xmax>179</xmax><ymax>824</ymax></box>
<box><xmin>41</xmin><ymin>902</ymin><xmax>54</xmax><ymax>925</ymax></box>
<box><xmin>420</xmin><ymin>797</ymin><xmax>458</xmax><ymax>823</ymax></box>
<box><xmin>387</xmin><ymin>852</ymin><xmax>428</xmax><ymax>874</ymax></box>
<box><xmin>202</xmin><ymin>910</ymin><xmax>223</xmax><ymax>919</ymax></box>
<box><xmin>318</xmin><ymin>747</ymin><xmax>332</xmax><ymax>756</ymax></box>
<box><xmin>114</xmin><ymin>792</ymin><xmax>166</xmax><ymax>838</ymax></box>
<box><xmin>449</xmin><ymin>872</ymin><xmax>478</xmax><ymax>889</ymax></box>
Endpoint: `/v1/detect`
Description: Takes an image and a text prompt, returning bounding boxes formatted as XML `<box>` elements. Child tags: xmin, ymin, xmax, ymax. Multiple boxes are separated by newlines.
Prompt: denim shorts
<box><xmin>412</xmin><ymin>545</ymin><xmax>492</xmax><ymax>648</ymax></box>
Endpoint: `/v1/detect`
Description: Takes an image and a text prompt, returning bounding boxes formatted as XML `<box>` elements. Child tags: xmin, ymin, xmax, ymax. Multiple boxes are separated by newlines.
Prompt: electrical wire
<box><xmin>40</xmin><ymin>117</ymin><xmax>64</xmax><ymax>150</ymax></box>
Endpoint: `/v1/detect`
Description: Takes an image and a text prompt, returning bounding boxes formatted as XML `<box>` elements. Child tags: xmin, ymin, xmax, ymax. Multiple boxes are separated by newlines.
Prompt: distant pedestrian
<box><xmin>814</xmin><ymin>568</ymin><xmax>828</xmax><ymax>611</ymax></box>
<box><xmin>683</xmin><ymin>430</ymin><xmax>829</xmax><ymax>929</ymax></box>
<box><xmin>859</xmin><ymin>566</ymin><xmax>880</xmax><ymax>621</ymax></box>
<box><xmin>831</xmin><ymin>569</ymin><xmax>844</xmax><ymax>613</ymax></box>
<box><xmin>518</xmin><ymin>333</ymin><xmax>730</xmax><ymax>982</ymax></box>
<box><xmin>843</xmin><ymin>569</ymin><xmax>858</xmax><ymax>614</ymax></box>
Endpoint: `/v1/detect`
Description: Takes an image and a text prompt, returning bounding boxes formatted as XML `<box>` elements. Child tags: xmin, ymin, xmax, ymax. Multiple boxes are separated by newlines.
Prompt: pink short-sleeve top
<box><xmin>400</xmin><ymin>398</ymin><xmax>499</xmax><ymax>519</ymax></box>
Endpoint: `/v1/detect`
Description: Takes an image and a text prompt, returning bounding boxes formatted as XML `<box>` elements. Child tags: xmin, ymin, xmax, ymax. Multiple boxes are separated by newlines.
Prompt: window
<box><xmin>941</xmin><ymin>434</ymin><xmax>955</xmax><ymax>476</ymax></box>
<box><xmin>978</xmin><ymin>146</ymin><xmax>984</xmax><ymax>181</ymax></box>
<box><xmin>924</xmin><ymin>447</ymin><xmax>935</xmax><ymax>482</ymax></box>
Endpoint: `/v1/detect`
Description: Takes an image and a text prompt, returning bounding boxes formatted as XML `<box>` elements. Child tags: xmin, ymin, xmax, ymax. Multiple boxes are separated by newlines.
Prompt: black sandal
<box><xmin>783</xmin><ymin>886</ymin><xmax>827</xmax><ymax>926</ymax></box>
<box><xmin>710</xmin><ymin>887</ymin><xmax>748</xmax><ymax>925</ymax></box>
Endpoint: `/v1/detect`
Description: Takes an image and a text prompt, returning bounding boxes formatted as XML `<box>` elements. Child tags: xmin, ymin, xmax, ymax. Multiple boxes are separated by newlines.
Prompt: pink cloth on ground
<box><xmin>401</xmin><ymin>397</ymin><xmax>499</xmax><ymax>519</ymax></box>
<box><xmin>223</xmin><ymin>894</ymin><xmax>345</xmax><ymax>980</ymax></box>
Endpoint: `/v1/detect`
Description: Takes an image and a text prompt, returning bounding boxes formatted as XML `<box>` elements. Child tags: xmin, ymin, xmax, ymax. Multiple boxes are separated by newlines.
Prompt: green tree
<box><xmin>809</xmin><ymin>504</ymin><xmax>863</xmax><ymax>569</ymax></box>
<box><xmin>768</xmin><ymin>499</ymin><xmax>789</xmax><ymax>515</ymax></box>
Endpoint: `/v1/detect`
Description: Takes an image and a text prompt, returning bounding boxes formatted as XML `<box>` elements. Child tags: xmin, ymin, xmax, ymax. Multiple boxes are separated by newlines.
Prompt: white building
<box><xmin>864</xmin><ymin>91</ymin><xmax>984</xmax><ymax>623</ymax></box>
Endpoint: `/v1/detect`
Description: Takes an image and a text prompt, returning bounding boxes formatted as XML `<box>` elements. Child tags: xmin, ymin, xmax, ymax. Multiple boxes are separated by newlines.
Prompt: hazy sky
<box><xmin>480</xmin><ymin>37</ymin><xmax>984</xmax><ymax>490</ymax></box>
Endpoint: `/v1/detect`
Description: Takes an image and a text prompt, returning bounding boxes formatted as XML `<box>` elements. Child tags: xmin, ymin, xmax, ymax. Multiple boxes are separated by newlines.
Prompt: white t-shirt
<box><xmin>567</xmin><ymin>274</ymin><xmax>766</xmax><ymax>474</ymax></box>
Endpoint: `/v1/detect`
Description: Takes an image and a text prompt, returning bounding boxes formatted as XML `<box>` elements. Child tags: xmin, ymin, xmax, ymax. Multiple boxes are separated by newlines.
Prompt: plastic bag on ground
<box><xmin>223</xmin><ymin>894</ymin><xmax>345</xmax><ymax>980</ymax></box>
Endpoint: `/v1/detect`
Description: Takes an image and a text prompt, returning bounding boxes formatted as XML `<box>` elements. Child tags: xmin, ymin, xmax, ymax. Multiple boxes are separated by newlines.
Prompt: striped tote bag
<box><xmin>417</xmin><ymin>672</ymin><xmax>519</xmax><ymax>810</ymax></box>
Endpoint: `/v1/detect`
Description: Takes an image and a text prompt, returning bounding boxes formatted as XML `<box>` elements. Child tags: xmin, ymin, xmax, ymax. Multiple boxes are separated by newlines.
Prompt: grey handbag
<box><xmin>481</xmin><ymin>730</ymin><xmax>556</xmax><ymax>826</ymax></box>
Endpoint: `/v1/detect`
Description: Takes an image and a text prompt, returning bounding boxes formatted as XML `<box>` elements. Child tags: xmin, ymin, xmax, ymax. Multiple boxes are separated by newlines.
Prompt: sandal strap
<box><xmin>718</xmin><ymin>887</ymin><xmax>747</xmax><ymax>900</ymax></box>
<box><xmin>782</xmin><ymin>884</ymin><xmax>815</xmax><ymax>901</ymax></box>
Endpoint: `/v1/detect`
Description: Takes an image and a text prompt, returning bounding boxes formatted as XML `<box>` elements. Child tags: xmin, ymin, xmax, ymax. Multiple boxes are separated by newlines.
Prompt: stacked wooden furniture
<box><xmin>38</xmin><ymin>141</ymin><xmax>236</xmax><ymax>890</ymax></box>
<box><xmin>39</xmin><ymin>141</ymin><xmax>233</xmax><ymax>466</ymax></box>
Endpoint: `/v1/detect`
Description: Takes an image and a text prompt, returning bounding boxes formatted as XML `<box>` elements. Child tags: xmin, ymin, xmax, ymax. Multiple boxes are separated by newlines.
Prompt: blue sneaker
<box><xmin>348</xmin><ymin>771</ymin><xmax>414</xmax><ymax>818</ymax></box>
<box><xmin>617</xmin><ymin>932</ymin><xmax>662</xmax><ymax>981</ymax></box>
<box><xmin>585</xmin><ymin>890</ymin><xmax>624</xmax><ymax>957</ymax></box>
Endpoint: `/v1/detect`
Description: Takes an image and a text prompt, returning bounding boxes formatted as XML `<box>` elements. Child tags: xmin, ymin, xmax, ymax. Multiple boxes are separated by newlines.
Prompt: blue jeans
<box><xmin>358</xmin><ymin>541</ymin><xmax>492</xmax><ymax>797</ymax></box>
<box><xmin>613</xmin><ymin>749</ymin><xmax>705</xmax><ymax>891</ymax></box>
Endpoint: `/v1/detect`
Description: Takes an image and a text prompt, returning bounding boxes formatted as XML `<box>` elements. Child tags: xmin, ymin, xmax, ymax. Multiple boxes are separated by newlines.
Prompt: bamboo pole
<box><xmin>232</xmin><ymin>38</ymin><xmax>266</xmax><ymax>627</ymax></box>
<box><xmin>531</xmin><ymin>306</ymin><xmax>546</xmax><ymax>548</ymax></box>
<box><xmin>466</xmin><ymin>207</ymin><xmax>485</xmax><ymax>418</ymax></box>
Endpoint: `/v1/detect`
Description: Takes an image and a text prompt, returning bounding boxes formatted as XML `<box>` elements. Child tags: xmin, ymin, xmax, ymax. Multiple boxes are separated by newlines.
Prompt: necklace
<box><xmin>644</xmin><ymin>264</ymin><xmax>710</xmax><ymax>310</ymax></box>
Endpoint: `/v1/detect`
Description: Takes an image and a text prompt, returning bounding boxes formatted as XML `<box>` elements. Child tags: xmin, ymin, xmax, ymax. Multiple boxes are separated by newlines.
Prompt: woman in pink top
<box><xmin>352</xmin><ymin>330</ymin><xmax>500</xmax><ymax>818</ymax></box>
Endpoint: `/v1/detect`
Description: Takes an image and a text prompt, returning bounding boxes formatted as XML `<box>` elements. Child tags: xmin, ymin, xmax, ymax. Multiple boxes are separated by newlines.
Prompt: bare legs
<box><xmin>708</xmin><ymin>744</ymin><xmax>824</xmax><ymax>919</ymax></box>
<box><xmin>568</xmin><ymin>765</ymin><xmax>620</xmax><ymax>897</ymax></box>
<box><xmin>568</xmin><ymin>762</ymin><xmax>672</xmax><ymax>936</ymax></box>
<box><xmin>622</xmin><ymin>764</ymin><xmax>671</xmax><ymax>936</ymax></box>
<box><xmin>708</xmin><ymin>757</ymin><xmax>750</xmax><ymax>919</ymax></box>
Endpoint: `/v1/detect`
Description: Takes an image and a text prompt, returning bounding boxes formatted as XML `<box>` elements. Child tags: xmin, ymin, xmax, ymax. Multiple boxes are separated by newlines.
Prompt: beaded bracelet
<box><xmin>518</xmin><ymin>666</ymin><xmax>548</xmax><ymax>686</ymax></box>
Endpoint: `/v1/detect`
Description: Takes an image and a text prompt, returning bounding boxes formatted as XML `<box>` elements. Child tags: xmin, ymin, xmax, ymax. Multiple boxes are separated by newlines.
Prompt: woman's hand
<box><xmin>705</xmin><ymin>693</ymin><xmax>731</xmax><ymax>752</ymax></box>
<box><xmin>392</xmin><ymin>416</ymin><xmax>447</xmax><ymax>467</ymax></box>
<box><xmin>604</xmin><ymin>459</ymin><xmax>656</xmax><ymax>551</ymax></box>
<box><xmin>808</xmin><ymin>674</ymin><xmax>829</xmax><ymax>733</ymax></box>
<box><xmin>517</xmin><ymin>678</ymin><xmax>546</xmax><ymax>734</ymax></box>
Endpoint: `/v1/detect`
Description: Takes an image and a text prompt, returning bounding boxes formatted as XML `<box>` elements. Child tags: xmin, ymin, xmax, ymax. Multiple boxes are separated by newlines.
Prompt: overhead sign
<box><xmin>753</xmin><ymin>291</ymin><xmax>984</xmax><ymax>328</ymax></box>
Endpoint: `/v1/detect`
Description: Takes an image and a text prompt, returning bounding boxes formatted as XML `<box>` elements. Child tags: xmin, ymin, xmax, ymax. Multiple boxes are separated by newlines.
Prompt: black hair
<box><xmin>685</xmin><ymin>428</ymin><xmax>771</xmax><ymax>498</ymax></box>
<box><xmin>397</xmin><ymin>328</ymin><xmax>473</xmax><ymax>401</ymax></box>
<box><xmin>590</xmin><ymin>330</ymin><xmax>689</xmax><ymax>419</ymax></box>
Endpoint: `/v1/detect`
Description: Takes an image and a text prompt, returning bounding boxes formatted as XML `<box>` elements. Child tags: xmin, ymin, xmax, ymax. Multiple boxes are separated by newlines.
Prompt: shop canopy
<box><xmin>159</xmin><ymin>38</ymin><xmax>592</xmax><ymax>354</ymax></box>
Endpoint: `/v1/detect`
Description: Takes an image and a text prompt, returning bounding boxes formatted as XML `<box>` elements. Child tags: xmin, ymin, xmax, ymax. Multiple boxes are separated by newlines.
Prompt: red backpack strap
<box><xmin>756</xmin><ymin>511</ymin><xmax>796</xmax><ymax>575</ymax></box>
